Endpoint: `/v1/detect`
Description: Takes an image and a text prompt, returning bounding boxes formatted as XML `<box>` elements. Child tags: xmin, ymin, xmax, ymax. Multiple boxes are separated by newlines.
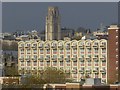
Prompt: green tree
<box><xmin>43</xmin><ymin>67</ymin><xmax>70</xmax><ymax>84</ymax></box>
<box><xmin>4</xmin><ymin>67</ymin><xmax>19</xmax><ymax>77</ymax></box>
<box><xmin>22</xmin><ymin>74</ymin><xmax>45</xmax><ymax>88</ymax></box>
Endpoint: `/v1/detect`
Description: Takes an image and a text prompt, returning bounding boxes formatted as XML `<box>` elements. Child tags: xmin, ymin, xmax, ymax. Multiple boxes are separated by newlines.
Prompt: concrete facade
<box><xmin>18</xmin><ymin>39</ymin><xmax>107</xmax><ymax>83</ymax></box>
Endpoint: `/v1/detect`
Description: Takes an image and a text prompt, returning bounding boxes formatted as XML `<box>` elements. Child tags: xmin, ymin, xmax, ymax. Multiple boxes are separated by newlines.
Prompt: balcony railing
<box><xmin>25</xmin><ymin>45</ymin><xmax>30</xmax><ymax>48</ymax></box>
<box><xmin>31</xmin><ymin>46</ymin><xmax>37</xmax><ymax>49</ymax></box>
<box><xmin>38</xmin><ymin>45</ymin><xmax>44</xmax><ymax>48</ymax></box>
<box><xmin>93</xmin><ymin>69</ymin><xmax>99</xmax><ymax>73</ymax></box>
<box><xmin>19</xmin><ymin>46</ymin><xmax>24</xmax><ymax>48</ymax></box>
<box><xmin>51</xmin><ymin>45</ymin><xmax>57</xmax><ymax>49</ymax></box>
<box><xmin>71</xmin><ymin>69</ymin><xmax>77</xmax><ymax>74</ymax></box>
<box><xmin>79</xmin><ymin>70</ymin><xmax>84</xmax><ymax>74</ymax></box>
<box><xmin>65</xmin><ymin>57</ymin><xmax>70</xmax><ymax>61</ymax></box>
<box><xmin>52</xmin><ymin>57</ymin><xmax>57</xmax><ymax>61</ymax></box>
<box><xmin>38</xmin><ymin>57</ymin><xmax>44</xmax><ymax>61</ymax></box>
<box><xmin>58</xmin><ymin>58</ymin><xmax>63</xmax><ymax>61</ymax></box>
<box><xmin>19</xmin><ymin>58</ymin><xmax>24</xmax><ymax>61</ymax></box>
<box><xmin>45</xmin><ymin>45</ymin><xmax>50</xmax><ymax>49</ymax></box>
<box><xmin>86</xmin><ymin>69</ymin><xmax>91</xmax><ymax>72</ymax></box>
<box><xmin>31</xmin><ymin>58</ymin><xmax>37</xmax><ymax>61</ymax></box>
<box><xmin>79</xmin><ymin>58</ymin><xmax>84</xmax><ymax>62</ymax></box>
<box><xmin>71</xmin><ymin>57</ymin><xmax>77</xmax><ymax>61</ymax></box>
<box><xmin>100</xmin><ymin>44</ymin><xmax>106</xmax><ymax>48</ymax></box>
<box><xmin>65</xmin><ymin>70</ymin><xmax>70</xmax><ymax>74</ymax></box>
<box><xmin>100</xmin><ymin>69</ymin><xmax>106</xmax><ymax>73</ymax></box>
<box><xmin>58</xmin><ymin>45</ymin><xmax>63</xmax><ymax>49</ymax></box>
<box><xmin>71</xmin><ymin>45</ymin><xmax>77</xmax><ymax>49</ymax></box>
<box><xmin>79</xmin><ymin>45</ymin><xmax>85</xmax><ymax>48</ymax></box>
<box><xmin>25</xmin><ymin>58</ymin><xmax>30</xmax><ymax>61</ymax></box>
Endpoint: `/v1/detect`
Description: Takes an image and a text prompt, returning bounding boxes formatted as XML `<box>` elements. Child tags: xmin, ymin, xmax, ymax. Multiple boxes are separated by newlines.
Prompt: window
<box><xmin>94</xmin><ymin>48</ymin><xmax>98</xmax><ymax>53</ymax></box>
<box><xmin>66</xmin><ymin>61</ymin><xmax>70</xmax><ymax>66</ymax></box>
<box><xmin>73</xmin><ymin>49</ymin><xmax>77</xmax><ymax>54</ymax></box>
<box><xmin>27</xmin><ymin>61</ymin><xmax>30</xmax><ymax>66</ymax></box>
<box><xmin>80</xmin><ymin>48</ymin><xmax>84</xmax><ymax>54</ymax></box>
<box><xmin>46</xmin><ymin>49</ymin><xmax>50</xmax><ymax>54</ymax></box>
<box><xmin>66</xmin><ymin>49</ymin><xmax>70</xmax><ymax>54</ymax></box>
<box><xmin>102</xmin><ymin>73</ymin><xmax>106</xmax><ymax>78</ymax></box>
<box><xmin>47</xmin><ymin>61</ymin><xmax>50</xmax><ymax>66</ymax></box>
<box><xmin>26</xmin><ymin>49</ymin><xmax>30</xmax><ymax>54</ymax></box>
<box><xmin>33</xmin><ymin>44</ymin><xmax>37</xmax><ymax>47</ymax></box>
<box><xmin>95</xmin><ymin>73</ymin><xmax>99</xmax><ymax>78</ymax></box>
<box><xmin>59</xmin><ymin>49</ymin><xmax>64</xmax><ymax>54</ymax></box>
<box><xmin>26</xmin><ymin>44</ymin><xmax>30</xmax><ymax>47</ymax></box>
<box><xmin>87</xmin><ymin>48</ymin><xmax>91</xmax><ymax>53</ymax></box>
<box><xmin>60</xmin><ymin>61</ymin><xmax>63</xmax><ymax>66</ymax></box>
<box><xmin>94</xmin><ymin>61</ymin><xmax>98</xmax><ymax>66</ymax></box>
<box><xmin>102</xmin><ymin>48</ymin><xmax>106</xmax><ymax>53</ymax></box>
<box><xmin>33</xmin><ymin>61</ymin><xmax>37</xmax><ymax>66</ymax></box>
<box><xmin>40</xmin><ymin>49</ymin><xmax>43</xmax><ymax>54</ymax></box>
<box><xmin>40</xmin><ymin>61</ymin><xmax>43</xmax><ymax>66</ymax></box>
<box><xmin>21</xmin><ymin>62</ymin><xmax>24</xmax><ymax>66</ymax></box>
<box><xmin>73</xmin><ymin>61</ymin><xmax>77</xmax><ymax>66</ymax></box>
<box><xmin>33</xmin><ymin>49</ymin><xmax>37</xmax><ymax>54</ymax></box>
<box><xmin>53</xmin><ymin>49</ymin><xmax>57</xmax><ymax>54</ymax></box>
<box><xmin>26</xmin><ymin>55</ymin><xmax>30</xmax><ymax>59</ymax></box>
<box><xmin>53</xmin><ymin>61</ymin><xmax>57</xmax><ymax>66</ymax></box>
<box><xmin>94</xmin><ymin>42</ymin><xmax>98</xmax><ymax>45</ymax></box>
<box><xmin>20</xmin><ymin>49</ymin><xmax>24</xmax><ymax>54</ymax></box>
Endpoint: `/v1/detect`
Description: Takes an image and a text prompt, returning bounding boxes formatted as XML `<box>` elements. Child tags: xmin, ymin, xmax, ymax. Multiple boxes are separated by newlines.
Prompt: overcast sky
<box><xmin>2</xmin><ymin>2</ymin><xmax>118</xmax><ymax>33</ymax></box>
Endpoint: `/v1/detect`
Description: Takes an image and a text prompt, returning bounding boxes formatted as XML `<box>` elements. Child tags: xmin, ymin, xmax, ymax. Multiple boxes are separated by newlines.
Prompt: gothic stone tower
<box><xmin>45</xmin><ymin>6</ymin><xmax>61</xmax><ymax>41</ymax></box>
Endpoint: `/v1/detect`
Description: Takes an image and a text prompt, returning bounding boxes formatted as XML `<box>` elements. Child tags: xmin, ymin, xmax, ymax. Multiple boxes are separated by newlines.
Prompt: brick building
<box><xmin>108</xmin><ymin>25</ymin><xmax>120</xmax><ymax>83</ymax></box>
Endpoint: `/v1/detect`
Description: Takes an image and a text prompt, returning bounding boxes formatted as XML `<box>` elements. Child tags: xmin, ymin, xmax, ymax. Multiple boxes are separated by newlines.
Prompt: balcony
<box><xmin>65</xmin><ymin>70</ymin><xmax>70</xmax><ymax>74</ymax></box>
<box><xmin>93</xmin><ymin>44</ymin><xmax>99</xmax><ymax>48</ymax></box>
<box><xmin>51</xmin><ymin>45</ymin><xmax>57</xmax><ymax>49</ymax></box>
<box><xmin>93</xmin><ymin>69</ymin><xmax>99</xmax><ymax>73</ymax></box>
<box><xmin>100</xmin><ymin>57</ymin><xmax>106</xmax><ymax>62</ymax></box>
<box><xmin>31</xmin><ymin>46</ymin><xmax>37</xmax><ymax>49</ymax></box>
<box><xmin>100</xmin><ymin>69</ymin><xmax>106</xmax><ymax>73</ymax></box>
<box><xmin>31</xmin><ymin>58</ymin><xmax>37</xmax><ymax>61</ymax></box>
<box><xmin>86</xmin><ymin>44</ymin><xmax>91</xmax><ymax>48</ymax></box>
<box><xmin>100</xmin><ymin>44</ymin><xmax>106</xmax><ymax>48</ymax></box>
<box><xmin>71</xmin><ymin>69</ymin><xmax>77</xmax><ymax>74</ymax></box>
<box><xmin>38</xmin><ymin>57</ymin><xmax>44</xmax><ymax>61</ymax></box>
<box><xmin>38</xmin><ymin>45</ymin><xmax>44</xmax><ymax>49</ymax></box>
<box><xmin>25</xmin><ymin>45</ymin><xmax>30</xmax><ymax>48</ymax></box>
<box><xmin>79</xmin><ymin>70</ymin><xmax>84</xmax><ymax>74</ymax></box>
<box><xmin>86</xmin><ymin>69</ymin><xmax>91</xmax><ymax>72</ymax></box>
<box><xmin>71</xmin><ymin>57</ymin><xmax>77</xmax><ymax>61</ymax></box>
<box><xmin>52</xmin><ymin>57</ymin><xmax>57</xmax><ymax>61</ymax></box>
<box><xmin>65</xmin><ymin>45</ymin><xmax>70</xmax><ymax>49</ymax></box>
<box><xmin>65</xmin><ymin>57</ymin><xmax>70</xmax><ymax>61</ymax></box>
<box><xmin>19</xmin><ymin>58</ymin><xmax>24</xmax><ymax>61</ymax></box>
<box><xmin>58</xmin><ymin>45</ymin><xmax>63</xmax><ymax>49</ymax></box>
<box><xmin>19</xmin><ymin>45</ymin><xmax>24</xmax><ymax>48</ymax></box>
<box><xmin>45</xmin><ymin>45</ymin><xmax>50</xmax><ymax>49</ymax></box>
<box><xmin>45</xmin><ymin>57</ymin><xmax>50</xmax><ymax>61</ymax></box>
<box><xmin>58</xmin><ymin>58</ymin><xmax>63</xmax><ymax>61</ymax></box>
<box><xmin>79</xmin><ymin>45</ymin><xmax>85</xmax><ymax>48</ymax></box>
<box><xmin>25</xmin><ymin>58</ymin><xmax>30</xmax><ymax>61</ymax></box>
<box><xmin>71</xmin><ymin>45</ymin><xmax>77</xmax><ymax>49</ymax></box>
<box><xmin>79</xmin><ymin>58</ymin><xmax>84</xmax><ymax>62</ymax></box>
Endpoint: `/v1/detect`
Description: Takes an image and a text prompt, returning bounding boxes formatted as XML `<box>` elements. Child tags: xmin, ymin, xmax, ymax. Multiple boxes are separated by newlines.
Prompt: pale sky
<box><xmin>2</xmin><ymin>2</ymin><xmax>118</xmax><ymax>32</ymax></box>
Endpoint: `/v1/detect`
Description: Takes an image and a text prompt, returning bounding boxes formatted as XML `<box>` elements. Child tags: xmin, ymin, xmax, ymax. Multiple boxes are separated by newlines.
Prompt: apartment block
<box><xmin>108</xmin><ymin>25</ymin><xmax>120</xmax><ymax>83</ymax></box>
<box><xmin>18</xmin><ymin>39</ymin><xmax>107</xmax><ymax>83</ymax></box>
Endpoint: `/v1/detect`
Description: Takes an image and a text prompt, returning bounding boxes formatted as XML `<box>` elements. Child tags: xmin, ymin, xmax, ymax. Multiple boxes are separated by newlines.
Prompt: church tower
<box><xmin>45</xmin><ymin>6</ymin><xmax>61</xmax><ymax>41</ymax></box>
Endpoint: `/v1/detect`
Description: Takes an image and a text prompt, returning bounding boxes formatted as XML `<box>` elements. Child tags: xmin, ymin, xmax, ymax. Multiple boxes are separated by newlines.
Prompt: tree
<box><xmin>22</xmin><ymin>74</ymin><xmax>45</xmax><ymax>88</ymax></box>
<box><xmin>4</xmin><ymin>67</ymin><xmax>19</xmax><ymax>77</ymax></box>
<box><xmin>43</xmin><ymin>67</ymin><xmax>69</xmax><ymax>84</ymax></box>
